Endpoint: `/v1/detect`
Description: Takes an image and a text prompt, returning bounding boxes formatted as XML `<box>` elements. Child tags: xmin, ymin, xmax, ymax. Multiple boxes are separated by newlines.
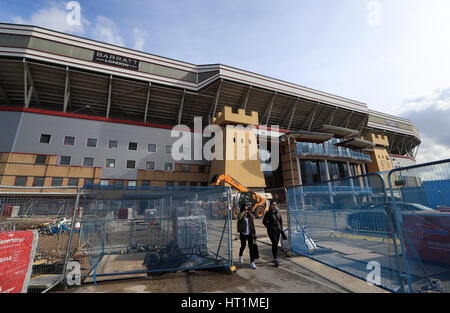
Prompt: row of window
<box><xmin>35</xmin><ymin>155</ymin><xmax>204</xmax><ymax>172</ymax></box>
<box><xmin>40</xmin><ymin>134</ymin><xmax>172</xmax><ymax>153</ymax></box>
<box><xmin>14</xmin><ymin>176</ymin><xmax>93</xmax><ymax>187</ymax></box>
<box><xmin>12</xmin><ymin>176</ymin><xmax>208</xmax><ymax>187</ymax></box>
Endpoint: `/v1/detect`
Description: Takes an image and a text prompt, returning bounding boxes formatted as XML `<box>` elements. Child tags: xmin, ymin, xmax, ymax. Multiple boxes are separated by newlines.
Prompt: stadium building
<box><xmin>0</xmin><ymin>23</ymin><xmax>421</xmax><ymax>191</ymax></box>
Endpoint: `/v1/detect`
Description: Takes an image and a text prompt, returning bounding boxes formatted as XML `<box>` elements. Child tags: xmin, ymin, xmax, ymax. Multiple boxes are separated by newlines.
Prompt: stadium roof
<box><xmin>0</xmin><ymin>23</ymin><xmax>420</xmax><ymax>156</ymax></box>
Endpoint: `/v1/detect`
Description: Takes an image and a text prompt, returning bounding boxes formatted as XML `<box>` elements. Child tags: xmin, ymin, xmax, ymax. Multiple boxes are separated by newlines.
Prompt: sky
<box><xmin>0</xmin><ymin>0</ymin><xmax>449</xmax><ymax>163</ymax></box>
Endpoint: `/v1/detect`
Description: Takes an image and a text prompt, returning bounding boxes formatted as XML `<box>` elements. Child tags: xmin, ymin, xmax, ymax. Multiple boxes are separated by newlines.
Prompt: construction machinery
<box><xmin>210</xmin><ymin>174</ymin><xmax>269</xmax><ymax>219</ymax></box>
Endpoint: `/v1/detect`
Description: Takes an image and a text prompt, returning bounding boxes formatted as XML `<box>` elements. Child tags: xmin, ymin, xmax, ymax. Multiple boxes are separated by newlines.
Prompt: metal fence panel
<box><xmin>287</xmin><ymin>173</ymin><xmax>405</xmax><ymax>292</ymax></box>
<box><xmin>0</xmin><ymin>186</ymin><xmax>79</xmax><ymax>293</ymax></box>
<box><xmin>388</xmin><ymin>159</ymin><xmax>450</xmax><ymax>293</ymax></box>
<box><xmin>76</xmin><ymin>186</ymin><xmax>233</xmax><ymax>283</ymax></box>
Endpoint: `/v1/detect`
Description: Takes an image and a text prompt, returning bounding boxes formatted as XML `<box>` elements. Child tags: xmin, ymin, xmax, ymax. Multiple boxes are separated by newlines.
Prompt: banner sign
<box><xmin>0</xmin><ymin>230</ymin><xmax>38</xmax><ymax>293</ymax></box>
<box><xmin>93</xmin><ymin>51</ymin><xmax>140</xmax><ymax>70</ymax></box>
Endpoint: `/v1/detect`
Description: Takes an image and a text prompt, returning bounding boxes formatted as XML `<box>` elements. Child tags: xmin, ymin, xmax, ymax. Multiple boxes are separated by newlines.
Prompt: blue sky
<box><xmin>1</xmin><ymin>0</ymin><xmax>449</xmax><ymax>162</ymax></box>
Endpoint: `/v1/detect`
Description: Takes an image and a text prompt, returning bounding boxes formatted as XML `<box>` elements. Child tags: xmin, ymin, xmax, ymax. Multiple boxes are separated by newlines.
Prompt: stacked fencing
<box><xmin>0</xmin><ymin>186</ymin><xmax>80</xmax><ymax>293</ymax></box>
<box><xmin>287</xmin><ymin>173</ymin><xmax>404</xmax><ymax>292</ymax></box>
<box><xmin>388</xmin><ymin>159</ymin><xmax>450</xmax><ymax>293</ymax></box>
<box><xmin>287</xmin><ymin>159</ymin><xmax>450</xmax><ymax>293</ymax></box>
<box><xmin>76</xmin><ymin>185</ymin><xmax>233</xmax><ymax>283</ymax></box>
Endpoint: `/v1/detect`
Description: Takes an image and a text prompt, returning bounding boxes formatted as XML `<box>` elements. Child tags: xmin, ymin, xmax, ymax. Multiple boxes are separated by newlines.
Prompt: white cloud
<box><xmin>393</xmin><ymin>85</ymin><xmax>450</xmax><ymax>164</ymax></box>
<box><xmin>91</xmin><ymin>16</ymin><xmax>124</xmax><ymax>46</ymax></box>
<box><xmin>133</xmin><ymin>27</ymin><xmax>147</xmax><ymax>51</ymax></box>
<box><xmin>11</xmin><ymin>4</ymin><xmax>86</xmax><ymax>35</ymax></box>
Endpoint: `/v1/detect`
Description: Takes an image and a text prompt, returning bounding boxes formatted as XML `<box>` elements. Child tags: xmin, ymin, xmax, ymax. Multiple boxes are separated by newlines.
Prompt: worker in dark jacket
<box><xmin>262</xmin><ymin>201</ymin><xmax>284</xmax><ymax>267</ymax></box>
<box><xmin>237</xmin><ymin>203</ymin><xmax>257</xmax><ymax>269</ymax></box>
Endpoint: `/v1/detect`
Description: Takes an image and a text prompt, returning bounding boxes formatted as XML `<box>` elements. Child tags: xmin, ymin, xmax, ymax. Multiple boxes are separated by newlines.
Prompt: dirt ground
<box><xmin>5</xmin><ymin>214</ymin><xmax>387</xmax><ymax>293</ymax></box>
<box><xmin>53</xmin><ymin>212</ymin><xmax>386</xmax><ymax>293</ymax></box>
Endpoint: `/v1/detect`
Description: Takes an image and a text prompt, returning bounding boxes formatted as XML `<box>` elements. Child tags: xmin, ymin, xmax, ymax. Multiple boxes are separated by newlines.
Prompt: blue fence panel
<box><xmin>388</xmin><ymin>159</ymin><xmax>450</xmax><ymax>293</ymax></box>
<box><xmin>77</xmin><ymin>186</ymin><xmax>232</xmax><ymax>282</ymax></box>
<box><xmin>287</xmin><ymin>173</ymin><xmax>405</xmax><ymax>292</ymax></box>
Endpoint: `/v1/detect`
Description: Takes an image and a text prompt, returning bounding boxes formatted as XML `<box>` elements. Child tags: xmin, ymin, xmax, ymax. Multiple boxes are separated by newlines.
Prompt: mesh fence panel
<box><xmin>287</xmin><ymin>173</ymin><xmax>405</xmax><ymax>292</ymax></box>
<box><xmin>0</xmin><ymin>186</ymin><xmax>79</xmax><ymax>293</ymax></box>
<box><xmin>388</xmin><ymin>159</ymin><xmax>450</xmax><ymax>293</ymax></box>
<box><xmin>76</xmin><ymin>186</ymin><xmax>232</xmax><ymax>282</ymax></box>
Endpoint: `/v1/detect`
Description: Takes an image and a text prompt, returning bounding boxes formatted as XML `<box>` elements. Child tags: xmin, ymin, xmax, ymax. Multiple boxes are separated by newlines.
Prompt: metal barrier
<box><xmin>75</xmin><ymin>185</ymin><xmax>233</xmax><ymax>283</ymax></box>
<box><xmin>287</xmin><ymin>173</ymin><xmax>406</xmax><ymax>292</ymax></box>
<box><xmin>388</xmin><ymin>159</ymin><xmax>450</xmax><ymax>293</ymax></box>
<box><xmin>0</xmin><ymin>220</ymin><xmax>16</xmax><ymax>231</ymax></box>
<box><xmin>0</xmin><ymin>186</ymin><xmax>80</xmax><ymax>293</ymax></box>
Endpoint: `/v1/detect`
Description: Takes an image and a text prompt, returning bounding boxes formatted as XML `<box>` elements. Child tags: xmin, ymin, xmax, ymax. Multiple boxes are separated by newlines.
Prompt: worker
<box><xmin>262</xmin><ymin>200</ymin><xmax>285</xmax><ymax>267</ymax></box>
<box><xmin>237</xmin><ymin>203</ymin><xmax>257</xmax><ymax>269</ymax></box>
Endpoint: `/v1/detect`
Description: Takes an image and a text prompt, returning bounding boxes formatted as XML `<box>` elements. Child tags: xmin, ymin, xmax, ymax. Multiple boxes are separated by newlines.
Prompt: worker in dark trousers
<box><xmin>262</xmin><ymin>200</ymin><xmax>285</xmax><ymax>267</ymax></box>
<box><xmin>237</xmin><ymin>203</ymin><xmax>257</xmax><ymax>269</ymax></box>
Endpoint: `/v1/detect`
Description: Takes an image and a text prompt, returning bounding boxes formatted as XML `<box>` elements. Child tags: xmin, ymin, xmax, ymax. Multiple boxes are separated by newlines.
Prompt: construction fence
<box><xmin>76</xmin><ymin>185</ymin><xmax>233</xmax><ymax>284</ymax></box>
<box><xmin>287</xmin><ymin>159</ymin><xmax>450</xmax><ymax>293</ymax></box>
<box><xmin>0</xmin><ymin>186</ymin><xmax>80</xmax><ymax>293</ymax></box>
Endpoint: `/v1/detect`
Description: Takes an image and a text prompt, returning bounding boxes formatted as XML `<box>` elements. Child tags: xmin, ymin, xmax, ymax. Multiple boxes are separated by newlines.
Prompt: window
<box><xmin>199</xmin><ymin>165</ymin><xmax>206</xmax><ymax>173</ymax></box>
<box><xmin>60</xmin><ymin>156</ymin><xmax>71</xmax><ymax>166</ymax></box>
<box><xmin>148</xmin><ymin>144</ymin><xmax>156</xmax><ymax>152</ymax></box>
<box><xmin>87</xmin><ymin>138</ymin><xmax>97</xmax><ymax>147</ymax></box>
<box><xmin>64</xmin><ymin>136</ymin><xmax>75</xmax><ymax>145</ymax></box>
<box><xmin>106</xmin><ymin>159</ymin><xmax>116</xmax><ymax>168</ymax></box>
<box><xmin>164</xmin><ymin>163</ymin><xmax>173</xmax><ymax>171</ymax></box>
<box><xmin>40</xmin><ymin>134</ymin><xmax>51</xmax><ymax>144</ymax></box>
<box><xmin>146</xmin><ymin>161</ymin><xmax>155</xmax><ymax>170</ymax></box>
<box><xmin>33</xmin><ymin>177</ymin><xmax>44</xmax><ymax>187</ymax></box>
<box><xmin>51</xmin><ymin>177</ymin><xmax>63</xmax><ymax>186</ymax></box>
<box><xmin>165</xmin><ymin>145</ymin><xmax>172</xmax><ymax>154</ymax></box>
<box><xmin>108</xmin><ymin>140</ymin><xmax>118</xmax><ymax>149</ymax></box>
<box><xmin>68</xmin><ymin>178</ymin><xmax>79</xmax><ymax>186</ymax></box>
<box><xmin>167</xmin><ymin>181</ymin><xmax>174</xmax><ymax>187</ymax></box>
<box><xmin>35</xmin><ymin>155</ymin><xmax>47</xmax><ymax>165</ymax></box>
<box><xmin>126</xmin><ymin>160</ymin><xmax>136</xmax><ymax>169</ymax></box>
<box><xmin>182</xmin><ymin>164</ymin><xmax>190</xmax><ymax>172</ymax></box>
<box><xmin>84</xmin><ymin>178</ymin><xmax>94</xmax><ymax>186</ymax></box>
<box><xmin>128</xmin><ymin>142</ymin><xmax>138</xmax><ymax>151</ymax></box>
<box><xmin>100</xmin><ymin>180</ymin><xmax>109</xmax><ymax>186</ymax></box>
<box><xmin>179</xmin><ymin>181</ymin><xmax>187</xmax><ymax>186</ymax></box>
<box><xmin>83</xmin><ymin>157</ymin><xmax>94</xmax><ymax>167</ymax></box>
<box><xmin>14</xmin><ymin>176</ymin><xmax>27</xmax><ymax>186</ymax></box>
<box><xmin>128</xmin><ymin>181</ymin><xmax>137</xmax><ymax>187</ymax></box>
<box><xmin>142</xmin><ymin>180</ymin><xmax>151</xmax><ymax>187</ymax></box>
<box><xmin>114</xmin><ymin>180</ymin><xmax>123</xmax><ymax>186</ymax></box>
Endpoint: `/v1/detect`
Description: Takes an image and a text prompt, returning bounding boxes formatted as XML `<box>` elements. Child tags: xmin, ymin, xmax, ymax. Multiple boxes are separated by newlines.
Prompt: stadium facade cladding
<box><xmin>0</xmin><ymin>23</ymin><xmax>421</xmax><ymax>190</ymax></box>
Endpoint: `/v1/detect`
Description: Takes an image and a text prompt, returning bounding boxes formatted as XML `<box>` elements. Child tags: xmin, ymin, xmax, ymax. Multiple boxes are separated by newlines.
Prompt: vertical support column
<box><xmin>295</xmin><ymin>156</ymin><xmax>305</xmax><ymax>207</ymax></box>
<box><xmin>144</xmin><ymin>82</ymin><xmax>151</xmax><ymax>123</ymax></box>
<box><xmin>241</xmin><ymin>85</ymin><xmax>252</xmax><ymax>110</ymax></box>
<box><xmin>264</xmin><ymin>92</ymin><xmax>277</xmax><ymax>125</ymax></box>
<box><xmin>287</xmin><ymin>98</ymin><xmax>299</xmax><ymax>130</ymax></box>
<box><xmin>346</xmin><ymin>161</ymin><xmax>358</xmax><ymax>205</ymax></box>
<box><xmin>324</xmin><ymin>159</ymin><xmax>334</xmax><ymax>204</ymax></box>
<box><xmin>106</xmin><ymin>75</ymin><xmax>113</xmax><ymax>118</ymax></box>
<box><xmin>361</xmin><ymin>163</ymin><xmax>372</xmax><ymax>202</ymax></box>
<box><xmin>63</xmin><ymin>67</ymin><xmax>70</xmax><ymax>113</ymax></box>
<box><xmin>24</xmin><ymin>59</ymin><xmax>27</xmax><ymax>107</ymax></box>
<box><xmin>210</xmin><ymin>79</ymin><xmax>223</xmax><ymax>119</ymax></box>
<box><xmin>177</xmin><ymin>90</ymin><xmax>185</xmax><ymax>125</ymax></box>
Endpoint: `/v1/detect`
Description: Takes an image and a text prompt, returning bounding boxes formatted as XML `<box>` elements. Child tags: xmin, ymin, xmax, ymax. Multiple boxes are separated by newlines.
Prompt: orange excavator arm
<box><xmin>210</xmin><ymin>174</ymin><xmax>268</xmax><ymax>218</ymax></box>
<box><xmin>211</xmin><ymin>174</ymin><xmax>249</xmax><ymax>193</ymax></box>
